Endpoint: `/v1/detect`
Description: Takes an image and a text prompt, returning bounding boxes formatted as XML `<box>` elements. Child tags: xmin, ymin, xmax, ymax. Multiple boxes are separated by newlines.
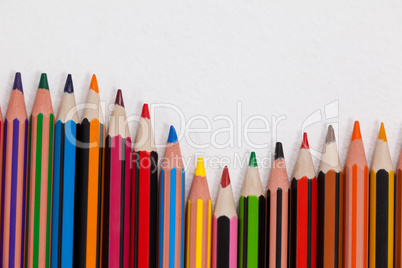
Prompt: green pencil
<box><xmin>26</xmin><ymin>73</ymin><xmax>55</xmax><ymax>268</ymax></box>
<box><xmin>238</xmin><ymin>152</ymin><xmax>265</xmax><ymax>268</ymax></box>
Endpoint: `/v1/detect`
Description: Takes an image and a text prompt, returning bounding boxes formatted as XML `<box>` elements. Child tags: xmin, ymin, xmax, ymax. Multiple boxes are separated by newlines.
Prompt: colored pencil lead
<box><xmin>352</xmin><ymin>121</ymin><xmax>362</xmax><ymax>140</ymax></box>
<box><xmin>195</xmin><ymin>157</ymin><xmax>206</xmax><ymax>176</ymax></box>
<box><xmin>168</xmin><ymin>125</ymin><xmax>178</xmax><ymax>143</ymax></box>
<box><xmin>275</xmin><ymin>142</ymin><xmax>284</xmax><ymax>160</ymax></box>
<box><xmin>141</xmin><ymin>103</ymin><xmax>150</xmax><ymax>119</ymax></box>
<box><xmin>90</xmin><ymin>74</ymin><xmax>99</xmax><ymax>93</ymax></box>
<box><xmin>64</xmin><ymin>74</ymin><xmax>74</xmax><ymax>93</ymax></box>
<box><xmin>220</xmin><ymin>166</ymin><xmax>231</xmax><ymax>188</ymax></box>
<box><xmin>301</xmin><ymin>132</ymin><xmax>309</xmax><ymax>149</ymax></box>
<box><xmin>249</xmin><ymin>151</ymin><xmax>257</xmax><ymax>167</ymax></box>
<box><xmin>378</xmin><ymin>122</ymin><xmax>387</xmax><ymax>142</ymax></box>
<box><xmin>39</xmin><ymin>73</ymin><xmax>49</xmax><ymax>90</ymax></box>
<box><xmin>326</xmin><ymin>125</ymin><xmax>336</xmax><ymax>143</ymax></box>
<box><xmin>114</xmin><ymin>89</ymin><xmax>124</xmax><ymax>107</ymax></box>
<box><xmin>13</xmin><ymin>72</ymin><xmax>23</xmax><ymax>92</ymax></box>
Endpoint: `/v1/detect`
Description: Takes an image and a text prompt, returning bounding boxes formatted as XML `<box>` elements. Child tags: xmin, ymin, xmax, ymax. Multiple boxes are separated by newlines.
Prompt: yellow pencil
<box><xmin>186</xmin><ymin>158</ymin><xmax>212</xmax><ymax>268</ymax></box>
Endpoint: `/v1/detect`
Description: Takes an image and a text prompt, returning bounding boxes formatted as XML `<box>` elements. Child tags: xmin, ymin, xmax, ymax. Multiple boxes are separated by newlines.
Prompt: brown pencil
<box><xmin>317</xmin><ymin>125</ymin><xmax>343</xmax><ymax>268</ymax></box>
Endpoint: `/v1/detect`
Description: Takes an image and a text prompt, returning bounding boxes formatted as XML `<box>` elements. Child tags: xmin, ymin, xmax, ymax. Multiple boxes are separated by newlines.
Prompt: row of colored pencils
<box><xmin>0</xmin><ymin>72</ymin><xmax>401</xmax><ymax>268</ymax></box>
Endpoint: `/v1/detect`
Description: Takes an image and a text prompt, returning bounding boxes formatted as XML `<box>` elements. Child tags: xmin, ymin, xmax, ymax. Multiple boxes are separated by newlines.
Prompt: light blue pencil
<box><xmin>51</xmin><ymin>74</ymin><xmax>79</xmax><ymax>268</ymax></box>
<box><xmin>159</xmin><ymin>126</ymin><xmax>185</xmax><ymax>268</ymax></box>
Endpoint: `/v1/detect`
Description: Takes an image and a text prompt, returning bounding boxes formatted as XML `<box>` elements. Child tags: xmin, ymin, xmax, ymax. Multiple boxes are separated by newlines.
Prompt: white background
<box><xmin>0</xmin><ymin>1</ymin><xmax>401</xmax><ymax>206</ymax></box>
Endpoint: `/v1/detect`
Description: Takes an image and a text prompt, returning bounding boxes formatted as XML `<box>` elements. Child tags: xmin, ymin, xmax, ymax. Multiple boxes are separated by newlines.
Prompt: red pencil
<box><xmin>131</xmin><ymin>104</ymin><xmax>158</xmax><ymax>267</ymax></box>
<box><xmin>289</xmin><ymin>133</ymin><xmax>317</xmax><ymax>268</ymax></box>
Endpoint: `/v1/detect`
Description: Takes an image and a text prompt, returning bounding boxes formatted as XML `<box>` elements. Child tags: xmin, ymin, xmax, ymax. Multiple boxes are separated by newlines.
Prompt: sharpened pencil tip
<box><xmin>39</xmin><ymin>73</ymin><xmax>49</xmax><ymax>90</ymax></box>
<box><xmin>249</xmin><ymin>152</ymin><xmax>258</xmax><ymax>167</ymax></box>
<box><xmin>326</xmin><ymin>125</ymin><xmax>336</xmax><ymax>144</ymax></box>
<box><xmin>220</xmin><ymin>166</ymin><xmax>231</xmax><ymax>188</ymax></box>
<box><xmin>64</xmin><ymin>74</ymin><xmax>74</xmax><ymax>93</ymax></box>
<box><xmin>274</xmin><ymin>142</ymin><xmax>284</xmax><ymax>160</ymax></box>
<box><xmin>13</xmin><ymin>72</ymin><xmax>23</xmax><ymax>93</ymax></box>
<box><xmin>301</xmin><ymin>132</ymin><xmax>310</xmax><ymax>149</ymax></box>
<box><xmin>378</xmin><ymin>122</ymin><xmax>387</xmax><ymax>142</ymax></box>
<box><xmin>90</xmin><ymin>74</ymin><xmax>99</xmax><ymax>93</ymax></box>
<box><xmin>195</xmin><ymin>157</ymin><xmax>206</xmax><ymax>177</ymax></box>
<box><xmin>114</xmin><ymin>89</ymin><xmax>124</xmax><ymax>107</ymax></box>
<box><xmin>352</xmin><ymin>121</ymin><xmax>362</xmax><ymax>141</ymax></box>
<box><xmin>167</xmin><ymin>125</ymin><xmax>178</xmax><ymax>143</ymax></box>
<box><xmin>141</xmin><ymin>104</ymin><xmax>150</xmax><ymax>119</ymax></box>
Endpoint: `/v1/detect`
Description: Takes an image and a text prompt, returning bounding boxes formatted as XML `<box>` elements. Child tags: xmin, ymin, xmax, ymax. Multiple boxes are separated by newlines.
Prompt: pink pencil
<box><xmin>102</xmin><ymin>90</ymin><xmax>131</xmax><ymax>268</ymax></box>
<box><xmin>212</xmin><ymin>166</ymin><xmax>238</xmax><ymax>268</ymax></box>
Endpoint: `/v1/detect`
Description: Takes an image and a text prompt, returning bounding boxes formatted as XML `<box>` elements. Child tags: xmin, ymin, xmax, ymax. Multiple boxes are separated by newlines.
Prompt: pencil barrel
<box><xmin>102</xmin><ymin>135</ymin><xmax>131</xmax><ymax>267</ymax></box>
<box><xmin>289</xmin><ymin>177</ymin><xmax>317</xmax><ymax>268</ymax></box>
<box><xmin>185</xmin><ymin>199</ymin><xmax>212</xmax><ymax>268</ymax></box>
<box><xmin>343</xmin><ymin>165</ymin><xmax>368</xmax><ymax>268</ymax></box>
<box><xmin>316</xmin><ymin>170</ymin><xmax>343</xmax><ymax>268</ymax></box>
<box><xmin>238</xmin><ymin>195</ymin><xmax>265</xmax><ymax>268</ymax></box>
<box><xmin>1</xmin><ymin>118</ymin><xmax>27</xmax><ymax>268</ymax></box>
<box><xmin>159</xmin><ymin>167</ymin><xmax>185</xmax><ymax>268</ymax></box>
<box><xmin>212</xmin><ymin>216</ymin><xmax>238</xmax><ymax>268</ymax></box>
<box><xmin>396</xmin><ymin>169</ymin><xmax>402</xmax><ymax>268</ymax></box>
<box><xmin>131</xmin><ymin>150</ymin><xmax>158</xmax><ymax>267</ymax></box>
<box><xmin>73</xmin><ymin>118</ymin><xmax>105</xmax><ymax>268</ymax></box>
<box><xmin>26</xmin><ymin>113</ymin><xmax>54</xmax><ymax>268</ymax></box>
<box><xmin>266</xmin><ymin>187</ymin><xmax>289</xmax><ymax>268</ymax></box>
<box><xmin>51</xmin><ymin>120</ymin><xmax>77</xmax><ymax>268</ymax></box>
<box><xmin>369</xmin><ymin>169</ymin><xmax>394</xmax><ymax>267</ymax></box>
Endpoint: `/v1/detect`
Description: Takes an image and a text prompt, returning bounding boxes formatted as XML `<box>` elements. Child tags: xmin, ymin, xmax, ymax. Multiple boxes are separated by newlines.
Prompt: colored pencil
<box><xmin>396</xmin><ymin>142</ymin><xmax>402</xmax><ymax>267</ymax></box>
<box><xmin>369</xmin><ymin>123</ymin><xmax>394</xmax><ymax>267</ymax></box>
<box><xmin>344</xmin><ymin>121</ymin><xmax>368</xmax><ymax>268</ymax></box>
<box><xmin>102</xmin><ymin>90</ymin><xmax>131</xmax><ymax>268</ymax></box>
<box><xmin>212</xmin><ymin>166</ymin><xmax>238</xmax><ymax>268</ymax></box>
<box><xmin>1</xmin><ymin>73</ymin><xmax>27</xmax><ymax>268</ymax></box>
<box><xmin>185</xmin><ymin>157</ymin><xmax>212</xmax><ymax>268</ymax></box>
<box><xmin>158</xmin><ymin>125</ymin><xmax>185</xmax><ymax>268</ymax></box>
<box><xmin>289</xmin><ymin>132</ymin><xmax>317</xmax><ymax>268</ymax></box>
<box><xmin>265</xmin><ymin>142</ymin><xmax>289</xmax><ymax>268</ymax></box>
<box><xmin>238</xmin><ymin>152</ymin><xmax>265</xmax><ymax>268</ymax></box>
<box><xmin>51</xmin><ymin>74</ymin><xmax>79</xmax><ymax>268</ymax></box>
<box><xmin>131</xmin><ymin>104</ymin><xmax>158</xmax><ymax>268</ymax></box>
<box><xmin>74</xmin><ymin>74</ymin><xmax>105</xmax><ymax>268</ymax></box>
<box><xmin>26</xmin><ymin>73</ymin><xmax>55</xmax><ymax>268</ymax></box>
<box><xmin>317</xmin><ymin>125</ymin><xmax>343</xmax><ymax>268</ymax></box>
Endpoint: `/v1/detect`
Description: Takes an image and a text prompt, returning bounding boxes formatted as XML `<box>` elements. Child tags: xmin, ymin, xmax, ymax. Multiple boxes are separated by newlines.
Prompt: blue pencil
<box><xmin>159</xmin><ymin>126</ymin><xmax>185</xmax><ymax>268</ymax></box>
<box><xmin>51</xmin><ymin>74</ymin><xmax>79</xmax><ymax>268</ymax></box>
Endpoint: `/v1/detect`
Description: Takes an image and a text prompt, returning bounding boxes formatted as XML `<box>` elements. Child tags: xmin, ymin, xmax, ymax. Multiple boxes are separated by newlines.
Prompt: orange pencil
<box><xmin>344</xmin><ymin>121</ymin><xmax>368</xmax><ymax>268</ymax></box>
<box><xmin>73</xmin><ymin>75</ymin><xmax>105</xmax><ymax>268</ymax></box>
